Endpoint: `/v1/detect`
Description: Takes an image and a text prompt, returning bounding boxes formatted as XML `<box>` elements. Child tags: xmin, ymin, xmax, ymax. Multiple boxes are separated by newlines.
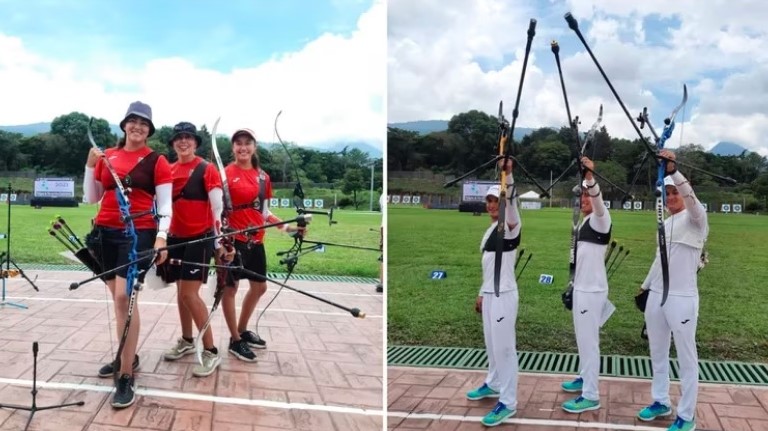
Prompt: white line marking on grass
<box><xmin>4</xmin><ymin>296</ymin><xmax>382</xmax><ymax>318</ymax></box>
<box><xmin>0</xmin><ymin>377</ymin><xmax>383</xmax><ymax>417</ymax></box>
<box><xmin>388</xmin><ymin>411</ymin><xmax>666</xmax><ymax>430</ymax></box>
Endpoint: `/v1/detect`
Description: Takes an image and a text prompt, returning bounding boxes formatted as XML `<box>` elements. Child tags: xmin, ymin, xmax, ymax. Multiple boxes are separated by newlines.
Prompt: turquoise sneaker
<box><xmin>481</xmin><ymin>401</ymin><xmax>516</xmax><ymax>427</ymax></box>
<box><xmin>667</xmin><ymin>416</ymin><xmax>695</xmax><ymax>431</ymax></box>
<box><xmin>637</xmin><ymin>401</ymin><xmax>672</xmax><ymax>421</ymax></box>
<box><xmin>562</xmin><ymin>396</ymin><xmax>600</xmax><ymax>413</ymax></box>
<box><xmin>560</xmin><ymin>377</ymin><xmax>583</xmax><ymax>393</ymax></box>
<box><xmin>466</xmin><ymin>383</ymin><xmax>500</xmax><ymax>401</ymax></box>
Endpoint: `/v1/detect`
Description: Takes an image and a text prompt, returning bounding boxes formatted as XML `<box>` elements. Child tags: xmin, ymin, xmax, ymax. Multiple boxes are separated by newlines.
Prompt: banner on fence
<box><xmin>521</xmin><ymin>201</ymin><xmax>542</xmax><ymax>210</ymax></box>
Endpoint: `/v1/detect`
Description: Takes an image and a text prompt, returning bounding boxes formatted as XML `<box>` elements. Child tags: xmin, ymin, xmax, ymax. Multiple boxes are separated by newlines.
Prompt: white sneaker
<box><xmin>192</xmin><ymin>350</ymin><xmax>221</xmax><ymax>377</ymax></box>
<box><xmin>163</xmin><ymin>337</ymin><xmax>195</xmax><ymax>361</ymax></box>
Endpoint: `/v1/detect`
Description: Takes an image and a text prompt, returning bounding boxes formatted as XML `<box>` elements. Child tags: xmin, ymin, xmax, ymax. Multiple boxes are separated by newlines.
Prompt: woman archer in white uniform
<box><xmin>465</xmin><ymin>160</ymin><xmax>521</xmax><ymax>428</ymax></box>
<box><xmin>636</xmin><ymin>149</ymin><xmax>708</xmax><ymax>431</ymax></box>
<box><xmin>560</xmin><ymin>156</ymin><xmax>612</xmax><ymax>414</ymax></box>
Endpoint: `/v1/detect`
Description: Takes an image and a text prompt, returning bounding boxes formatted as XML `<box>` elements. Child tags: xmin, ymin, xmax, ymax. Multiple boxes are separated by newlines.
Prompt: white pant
<box><xmin>482</xmin><ymin>290</ymin><xmax>519</xmax><ymax>409</ymax></box>
<box><xmin>572</xmin><ymin>290</ymin><xmax>608</xmax><ymax>401</ymax></box>
<box><xmin>645</xmin><ymin>290</ymin><xmax>699</xmax><ymax>421</ymax></box>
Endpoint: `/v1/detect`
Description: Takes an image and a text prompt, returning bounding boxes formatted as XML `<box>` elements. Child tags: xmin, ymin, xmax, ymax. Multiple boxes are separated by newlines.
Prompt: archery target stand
<box><xmin>1</xmin><ymin>183</ymin><xmax>39</xmax><ymax>309</ymax></box>
<box><xmin>0</xmin><ymin>342</ymin><xmax>85</xmax><ymax>431</ymax></box>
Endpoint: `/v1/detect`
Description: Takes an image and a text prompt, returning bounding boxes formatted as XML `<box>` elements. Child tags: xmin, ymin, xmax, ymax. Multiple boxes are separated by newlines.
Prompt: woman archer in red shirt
<box><xmin>222</xmin><ymin>128</ymin><xmax>304</xmax><ymax>362</ymax></box>
<box><xmin>83</xmin><ymin>101</ymin><xmax>172</xmax><ymax>409</ymax></box>
<box><xmin>159</xmin><ymin>121</ymin><xmax>232</xmax><ymax>377</ymax></box>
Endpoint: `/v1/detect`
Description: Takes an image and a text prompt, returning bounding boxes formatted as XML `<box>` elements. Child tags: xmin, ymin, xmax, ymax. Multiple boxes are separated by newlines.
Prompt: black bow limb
<box><xmin>169</xmin><ymin>259</ymin><xmax>366</xmax><ymax>319</ymax></box>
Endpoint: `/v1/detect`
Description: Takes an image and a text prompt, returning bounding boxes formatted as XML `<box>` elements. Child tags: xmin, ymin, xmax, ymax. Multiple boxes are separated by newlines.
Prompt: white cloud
<box><xmin>388</xmin><ymin>0</ymin><xmax>768</xmax><ymax>154</ymax></box>
<box><xmin>0</xmin><ymin>0</ymin><xmax>385</xmax><ymax>149</ymax></box>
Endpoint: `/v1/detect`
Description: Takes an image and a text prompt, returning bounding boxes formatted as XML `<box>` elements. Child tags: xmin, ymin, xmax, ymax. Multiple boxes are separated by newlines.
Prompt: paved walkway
<box><xmin>0</xmin><ymin>269</ymin><xmax>383</xmax><ymax>430</ymax></box>
<box><xmin>388</xmin><ymin>366</ymin><xmax>768</xmax><ymax>431</ymax></box>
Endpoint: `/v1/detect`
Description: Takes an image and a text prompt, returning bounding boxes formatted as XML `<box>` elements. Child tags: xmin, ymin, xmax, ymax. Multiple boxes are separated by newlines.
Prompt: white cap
<box><xmin>657</xmin><ymin>175</ymin><xmax>677</xmax><ymax>192</ymax></box>
<box><xmin>486</xmin><ymin>185</ymin><xmax>500</xmax><ymax>198</ymax></box>
<box><xmin>231</xmin><ymin>128</ymin><xmax>257</xmax><ymax>143</ymax></box>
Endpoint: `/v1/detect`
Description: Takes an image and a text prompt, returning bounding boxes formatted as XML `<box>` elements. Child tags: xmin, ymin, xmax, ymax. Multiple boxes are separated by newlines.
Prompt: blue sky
<box><xmin>2</xmin><ymin>0</ymin><xmax>370</xmax><ymax>71</ymax></box>
<box><xmin>0</xmin><ymin>0</ymin><xmax>384</xmax><ymax>149</ymax></box>
<box><xmin>388</xmin><ymin>0</ymin><xmax>768</xmax><ymax>155</ymax></box>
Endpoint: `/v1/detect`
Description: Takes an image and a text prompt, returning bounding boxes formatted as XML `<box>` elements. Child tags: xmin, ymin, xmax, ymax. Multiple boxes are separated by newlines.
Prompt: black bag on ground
<box><xmin>561</xmin><ymin>286</ymin><xmax>573</xmax><ymax>310</ymax></box>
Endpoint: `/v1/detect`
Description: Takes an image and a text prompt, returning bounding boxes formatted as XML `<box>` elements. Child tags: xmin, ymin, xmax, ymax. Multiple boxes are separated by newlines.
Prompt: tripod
<box><xmin>0</xmin><ymin>342</ymin><xmax>85</xmax><ymax>431</ymax></box>
<box><xmin>1</xmin><ymin>183</ymin><xmax>39</xmax><ymax>309</ymax></box>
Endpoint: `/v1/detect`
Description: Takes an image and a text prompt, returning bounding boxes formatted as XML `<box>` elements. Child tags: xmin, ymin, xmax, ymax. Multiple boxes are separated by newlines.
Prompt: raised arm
<box><xmin>502</xmin><ymin>160</ymin><xmax>521</xmax><ymax>237</ymax></box>
<box><xmin>662</xmin><ymin>150</ymin><xmax>706</xmax><ymax>229</ymax></box>
<box><xmin>582</xmin><ymin>156</ymin><xmax>611</xmax><ymax>232</ymax></box>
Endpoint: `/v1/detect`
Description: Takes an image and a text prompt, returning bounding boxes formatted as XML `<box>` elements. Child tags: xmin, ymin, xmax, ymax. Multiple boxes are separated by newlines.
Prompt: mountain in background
<box><xmin>0</xmin><ymin>122</ymin><xmax>382</xmax><ymax>158</ymax></box>
<box><xmin>390</xmin><ymin>121</ymin><xmax>756</xmax><ymax>158</ymax></box>
<box><xmin>0</xmin><ymin>122</ymin><xmax>123</xmax><ymax>136</ymax></box>
<box><xmin>303</xmin><ymin>141</ymin><xmax>382</xmax><ymax>158</ymax></box>
<box><xmin>0</xmin><ymin>122</ymin><xmax>53</xmax><ymax>135</ymax></box>
<box><xmin>388</xmin><ymin>120</ymin><xmax>538</xmax><ymax>141</ymax></box>
<box><xmin>262</xmin><ymin>141</ymin><xmax>382</xmax><ymax>158</ymax></box>
<box><xmin>710</xmin><ymin>141</ymin><xmax>748</xmax><ymax>156</ymax></box>
<box><xmin>388</xmin><ymin>120</ymin><xmax>449</xmax><ymax>134</ymax></box>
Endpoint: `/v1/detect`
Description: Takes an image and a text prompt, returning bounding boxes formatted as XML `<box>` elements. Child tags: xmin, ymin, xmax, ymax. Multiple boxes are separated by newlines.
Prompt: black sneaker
<box><xmin>111</xmin><ymin>374</ymin><xmax>136</xmax><ymax>409</ymax></box>
<box><xmin>228</xmin><ymin>338</ymin><xmax>257</xmax><ymax>362</ymax></box>
<box><xmin>240</xmin><ymin>330</ymin><xmax>266</xmax><ymax>349</ymax></box>
<box><xmin>98</xmin><ymin>354</ymin><xmax>140</xmax><ymax>378</ymax></box>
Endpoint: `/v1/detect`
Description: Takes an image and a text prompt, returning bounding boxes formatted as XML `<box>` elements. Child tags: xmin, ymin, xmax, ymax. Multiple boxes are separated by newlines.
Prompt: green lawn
<box><xmin>387</xmin><ymin>206</ymin><xmax>768</xmax><ymax>362</ymax></box>
<box><xmin>1</xmin><ymin>204</ymin><xmax>381</xmax><ymax>278</ymax></box>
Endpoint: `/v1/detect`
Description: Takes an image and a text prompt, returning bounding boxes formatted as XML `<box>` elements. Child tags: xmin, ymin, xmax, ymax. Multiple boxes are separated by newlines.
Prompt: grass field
<box><xmin>387</xmin><ymin>205</ymin><xmax>768</xmax><ymax>362</ymax></box>
<box><xmin>0</xmin><ymin>204</ymin><xmax>381</xmax><ymax>278</ymax></box>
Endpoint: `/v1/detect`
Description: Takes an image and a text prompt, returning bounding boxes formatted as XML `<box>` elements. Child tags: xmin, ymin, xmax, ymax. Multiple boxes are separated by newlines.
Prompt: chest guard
<box><xmin>482</xmin><ymin>228</ymin><xmax>521</xmax><ymax>252</ymax></box>
<box><xmin>578</xmin><ymin>219</ymin><xmax>611</xmax><ymax>245</ymax></box>
<box><xmin>106</xmin><ymin>151</ymin><xmax>159</xmax><ymax>195</ymax></box>
<box><xmin>232</xmin><ymin>168</ymin><xmax>267</xmax><ymax>214</ymax></box>
<box><xmin>173</xmin><ymin>161</ymin><xmax>209</xmax><ymax>202</ymax></box>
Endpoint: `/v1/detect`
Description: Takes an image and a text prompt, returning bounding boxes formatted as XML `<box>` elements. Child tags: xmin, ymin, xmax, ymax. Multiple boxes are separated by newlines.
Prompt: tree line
<box><xmin>388</xmin><ymin>110</ymin><xmax>768</xmax><ymax>210</ymax></box>
<box><xmin>0</xmin><ymin>112</ymin><xmax>383</xmax><ymax>209</ymax></box>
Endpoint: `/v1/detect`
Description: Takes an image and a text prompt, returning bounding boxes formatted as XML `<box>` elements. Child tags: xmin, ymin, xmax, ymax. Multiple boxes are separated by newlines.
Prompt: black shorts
<box><xmin>160</xmin><ymin>231</ymin><xmax>214</xmax><ymax>283</ymax></box>
<box><xmin>85</xmin><ymin>226</ymin><xmax>156</xmax><ymax>281</ymax></box>
<box><xmin>227</xmin><ymin>241</ymin><xmax>267</xmax><ymax>284</ymax></box>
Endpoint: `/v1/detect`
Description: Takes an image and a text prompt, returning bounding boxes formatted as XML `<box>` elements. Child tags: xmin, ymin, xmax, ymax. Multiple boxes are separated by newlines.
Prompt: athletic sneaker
<box><xmin>192</xmin><ymin>350</ymin><xmax>221</xmax><ymax>377</ymax></box>
<box><xmin>466</xmin><ymin>383</ymin><xmax>500</xmax><ymax>400</ymax></box>
<box><xmin>667</xmin><ymin>416</ymin><xmax>695</xmax><ymax>431</ymax></box>
<box><xmin>240</xmin><ymin>330</ymin><xmax>267</xmax><ymax>349</ymax></box>
<box><xmin>481</xmin><ymin>401</ymin><xmax>516</xmax><ymax>427</ymax></box>
<box><xmin>98</xmin><ymin>355</ymin><xmax>140</xmax><ymax>378</ymax></box>
<box><xmin>163</xmin><ymin>337</ymin><xmax>195</xmax><ymax>361</ymax></box>
<box><xmin>111</xmin><ymin>374</ymin><xmax>136</xmax><ymax>409</ymax></box>
<box><xmin>228</xmin><ymin>338</ymin><xmax>257</xmax><ymax>362</ymax></box>
<box><xmin>637</xmin><ymin>401</ymin><xmax>672</xmax><ymax>421</ymax></box>
<box><xmin>562</xmin><ymin>396</ymin><xmax>600</xmax><ymax>413</ymax></box>
<box><xmin>561</xmin><ymin>377</ymin><xmax>583</xmax><ymax>393</ymax></box>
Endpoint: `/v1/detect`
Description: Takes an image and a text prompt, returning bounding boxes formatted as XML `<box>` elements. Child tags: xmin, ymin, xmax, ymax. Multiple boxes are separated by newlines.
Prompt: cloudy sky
<box><xmin>388</xmin><ymin>0</ymin><xmax>768</xmax><ymax>156</ymax></box>
<box><xmin>0</xmin><ymin>0</ymin><xmax>385</xmax><ymax>149</ymax></box>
